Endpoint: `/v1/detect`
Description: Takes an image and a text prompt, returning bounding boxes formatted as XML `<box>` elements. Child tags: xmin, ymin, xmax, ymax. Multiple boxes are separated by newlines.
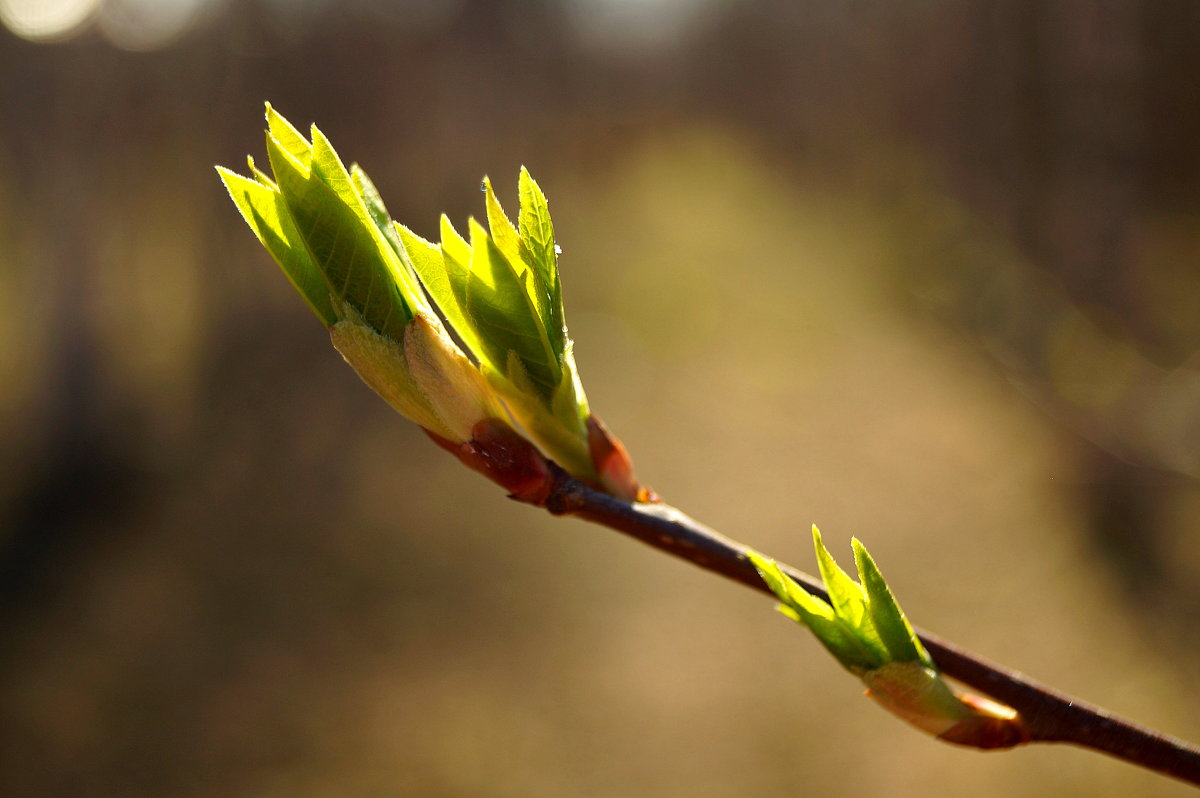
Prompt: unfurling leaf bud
<box><xmin>218</xmin><ymin>104</ymin><xmax>649</xmax><ymax>501</ymax></box>
<box><xmin>748</xmin><ymin>529</ymin><xmax>1029</xmax><ymax>749</ymax></box>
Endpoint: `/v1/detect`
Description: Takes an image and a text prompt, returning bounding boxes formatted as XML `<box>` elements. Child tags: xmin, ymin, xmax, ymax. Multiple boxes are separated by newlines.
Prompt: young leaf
<box><xmin>309</xmin><ymin>127</ymin><xmax>426</xmax><ymax>306</ymax></box>
<box><xmin>517</xmin><ymin>167</ymin><xmax>563</xmax><ymax>334</ymax></box>
<box><xmin>464</xmin><ymin>219</ymin><xmax>560</xmax><ymax>398</ymax></box>
<box><xmin>351</xmin><ymin>163</ymin><xmax>406</xmax><ymax>262</ymax></box>
<box><xmin>747</xmin><ymin>551</ymin><xmax>884</xmax><ymax>672</ymax></box>
<box><xmin>217</xmin><ymin>167</ymin><xmax>337</xmax><ymax>325</ymax></box>
<box><xmin>812</xmin><ymin>527</ymin><xmax>871</xmax><ymax>636</ymax></box>
<box><xmin>483</xmin><ymin>176</ymin><xmax>523</xmax><ymax>269</ymax></box>
<box><xmin>220</xmin><ymin>112</ymin><xmax>644</xmax><ymax>498</ymax></box>
<box><xmin>438</xmin><ymin>215</ymin><xmax>476</xmax><ymax>336</ymax></box>
<box><xmin>265</xmin><ymin>102</ymin><xmax>312</xmax><ymax>164</ymax></box>
<box><xmin>246</xmin><ymin>155</ymin><xmax>276</xmax><ymax>189</ymax></box>
<box><xmin>853</xmin><ymin>538</ymin><xmax>933</xmax><ymax>668</ymax></box>
<box><xmin>439</xmin><ymin>214</ymin><xmax>473</xmax><ymax>268</ymax></box>
<box><xmin>394</xmin><ymin>223</ymin><xmax>481</xmax><ymax>363</ymax></box>
<box><xmin>265</xmin><ymin>132</ymin><xmax>412</xmax><ymax>341</ymax></box>
<box><xmin>749</xmin><ymin>538</ymin><xmax>1026</xmax><ymax>746</ymax></box>
<box><xmin>551</xmin><ymin>343</ymin><xmax>590</xmax><ymax>422</ymax></box>
<box><xmin>485</xmin><ymin>176</ymin><xmax>554</xmax><ymax>342</ymax></box>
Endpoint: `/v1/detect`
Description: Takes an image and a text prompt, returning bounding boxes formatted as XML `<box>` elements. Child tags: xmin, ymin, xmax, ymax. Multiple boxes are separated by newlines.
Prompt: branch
<box><xmin>537</xmin><ymin>465</ymin><xmax>1200</xmax><ymax>787</ymax></box>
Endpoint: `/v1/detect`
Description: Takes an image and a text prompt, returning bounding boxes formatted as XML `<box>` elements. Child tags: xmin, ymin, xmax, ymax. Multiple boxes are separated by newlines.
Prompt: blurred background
<box><xmin>2</xmin><ymin>1</ymin><xmax>1199</xmax><ymax>795</ymax></box>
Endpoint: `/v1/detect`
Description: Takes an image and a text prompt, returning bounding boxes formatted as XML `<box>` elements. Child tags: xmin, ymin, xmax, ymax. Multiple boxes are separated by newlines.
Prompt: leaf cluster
<box><xmin>748</xmin><ymin>527</ymin><xmax>933</xmax><ymax>675</ymax></box>
<box><xmin>217</xmin><ymin>104</ymin><xmax>601</xmax><ymax>484</ymax></box>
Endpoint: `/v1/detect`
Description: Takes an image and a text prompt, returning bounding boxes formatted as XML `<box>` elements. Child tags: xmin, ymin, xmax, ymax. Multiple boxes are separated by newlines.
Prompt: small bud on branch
<box><xmin>748</xmin><ymin>528</ymin><xmax>1030</xmax><ymax>748</ymax></box>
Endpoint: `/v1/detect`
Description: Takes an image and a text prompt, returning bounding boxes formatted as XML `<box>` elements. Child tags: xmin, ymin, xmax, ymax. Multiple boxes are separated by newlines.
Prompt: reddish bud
<box><xmin>937</xmin><ymin>693</ymin><xmax>1031</xmax><ymax>750</ymax></box>
<box><xmin>428</xmin><ymin>420</ymin><xmax>553</xmax><ymax>504</ymax></box>
<box><xmin>587</xmin><ymin>414</ymin><xmax>653</xmax><ymax>502</ymax></box>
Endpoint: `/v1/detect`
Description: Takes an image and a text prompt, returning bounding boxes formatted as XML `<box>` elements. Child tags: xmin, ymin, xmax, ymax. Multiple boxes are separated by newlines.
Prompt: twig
<box><xmin>537</xmin><ymin>465</ymin><xmax>1200</xmax><ymax>786</ymax></box>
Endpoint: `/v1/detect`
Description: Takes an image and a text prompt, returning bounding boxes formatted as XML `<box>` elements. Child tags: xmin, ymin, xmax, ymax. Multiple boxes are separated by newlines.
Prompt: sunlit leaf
<box><xmin>396</xmin><ymin>222</ymin><xmax>483</xmax><ymax>364</ymax></box>
<box><xmin>550</xmin><ymin>342</ymin><xmax>590</xmax><ymax>423</ymax></box>
<box><xmin>217</xmin><ymin>167</ymin><xmax>337</xmax><ymax>326</ymax></box>
<box><xmin>517</xmin><ymin>167</ymin><xmax>563</xmax><ymax>339</ymax></box>
<box><xmin>854</xmin><ymin>539</ymin><xmax>933</xmax><ymax>668</ymax></box>
<box><xmin>265</xmin><ymin>102</ymin><xmax>311</xmax><ymax>164</ymax></box>
<box><xmin>813</xmin><ymin>527</ymin><xmax>872</xmax><ymax>637</ymax></box>
<box><xmin>309</xmin><ymin>127</ymin><xmax>426</xmax><ymax>304</ymax></box>
<box><xmin>246</xmin><ymin>155</ymin><xmax>276</xmax><ymax>189</ymax></box>
<box><xmin>438</xmin><ymin>215</ymin><xmax>475</xmax><ymax>335</ymax></box>
<box><xmin>464</xmin><ymin>218</ymin><xmax>559</xmax><ymax>398</ymax></box>
<box><xmin>748</xmin><ymin>550</ymin><xmax>882</xmax><ymax>672</ymax></box>
<box><xmin>266</xmin><ymin>132</ymin><xmax>412</xmax><ymax>341</ymax></box>
<box><xmin>221</xmin><ymin>109</ymin><xmax>642</xmax><ymax>495</ymax></box>
<box><xmin>351</xmin><ymin>163</ymin><xmax>406</xmax><ymax>261</ymax></box>
<box><xmin>439</xmin><ymin>213</ymin><xmax>472</xmax><ymax>266</ymax></box>
<box><xmin>485</xmin><ymin>176</ymin><xmax>554</xmax><ymax>340</ymax></box>
<box><xmin>483</xmin><ymin>176</ymin><xmax>522</xmax><ymax>268</ymax></box>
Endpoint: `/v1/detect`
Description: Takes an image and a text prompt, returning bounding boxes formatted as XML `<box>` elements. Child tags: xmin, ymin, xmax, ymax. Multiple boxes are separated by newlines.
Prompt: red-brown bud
<box><xmin>427</xmin><ymin>419</ymin><xmax>553</xmax><ymax>504</ymax></box>
<box><xmin>587</xmin><ymin>414</ymin><xmax>653</xmax><ymax>502</ymax></box>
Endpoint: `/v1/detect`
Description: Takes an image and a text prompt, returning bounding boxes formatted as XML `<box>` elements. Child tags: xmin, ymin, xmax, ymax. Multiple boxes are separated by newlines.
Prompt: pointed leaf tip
<box><xmin>483</xmin><ymin>174</ymin><xmax>523</xmax><ymax>267</ymax></box>
<box><xmin>853</xmin><ymin>538</ymin><xmax>932</xmax><ymax>668</ymax></box>
<box><xmin>813</xmin><ymin>524</ymin><xmax>869</xmax><ymax>630</ymax></box>
<box><xmin>216</xmin><ymin>165</ymin><xmax>337</xmax><ymax>326</ymax></box>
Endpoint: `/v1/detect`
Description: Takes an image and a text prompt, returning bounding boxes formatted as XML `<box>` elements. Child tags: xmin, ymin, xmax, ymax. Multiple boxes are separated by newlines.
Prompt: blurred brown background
<box><xmin>2</xmin><ymin>1</ymin><xmax>1199</xmax><ymax>796</ymax></box>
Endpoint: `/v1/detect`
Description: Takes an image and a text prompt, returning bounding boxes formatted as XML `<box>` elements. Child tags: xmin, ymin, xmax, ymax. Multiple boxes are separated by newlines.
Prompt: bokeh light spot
<box><xmin>96</xmin><ymin>0</ymin><xmax>215</xmax><ymax>51</ymax></box>
<box><xmin>0</xmin><ymin>0</ymin><xmax>101</xmax><ymax>41</ymax></box>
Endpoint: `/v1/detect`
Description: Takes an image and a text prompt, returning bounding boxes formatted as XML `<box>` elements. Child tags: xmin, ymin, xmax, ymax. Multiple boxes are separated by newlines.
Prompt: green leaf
<box><xmin>439</xmin><ymin>214</ymin><xmax>474</xmax><ymax>325</ymax></box>
<box><xmin>550</xmin><ymin>341</ymin><xmax>590</xmax><ymax>424</ymax></box>
<box><xmin>464</xmin><ymin>218</ymin><xmax>560</xmax><ymax>398</ymax></box>
<box><xmin>265</xmin><ymin>102</ymin><xmax>312</xmax><ymax>164</ymax></box>
<box><xmin>747</xmin><ymin>550</ymin><xmax>883</xmax><ymax>672</ymax></box>
<box><xmin>517</xmin><ymin>167</ymin><xmax>563</xmax><ymax>339</ymax></box>
<box><xmin>812</xmin><ymin>528</ymin><xmax>872</xmax><ymax>636</ymax></box>
<box><xmin>266</xmin><ymin>131</ymin><xmax>412</xmax><ymax>341</ymax></box>
<box><xmin>395</xmin><ymin>222</ymin><xmax>484</xmax><ymax>364</ymax></box>
<box><xmin>519</xmin><ymin>262</ymin><xmax>554</xmax><ymax>345</ymax></box>
<box><xmin>309</xmin><ymin>126</ymin><xmax>426</xmax><ymax>305</ymax></box>
<box><xmin>485</xmin><ymin>176</ymin><xmax>554</xmax><ymax>349</ymax></box>
<box><xmin>483</xmin><ymin>176</ymin><xmax>522</xmax><ymax>269</ymax></box>
<box><xmin>853</xmin><ymin>538</ymin><xmax>933</xmax><ymax>668</ymax></box>
<box><xmin>749</xmin><ymin>553</ymin><xmax>834</xmax><ymax>623</ymax></box>
<box><xmin>351</xmin><ymin>163</ymin><xmax>406</xmax><ymax>262</ymax></box>
<box><xmin>439</xmin><ymin>214</ymin><xmax>472</xmax><ymax>268</ymax></box>
<box><xmin>216</xmin><ymin>166</ymin><xmax>337</xmax><ymax>325</ymax></box>
<box><xmin>246</xmin><ymin>155</ymin><xmax>276</xmax><ymax>188</ymax></box>
<box><xmin>222</xmin><ymin>112</ymin><xmax>640</xmax><ymax>489</ymax></box>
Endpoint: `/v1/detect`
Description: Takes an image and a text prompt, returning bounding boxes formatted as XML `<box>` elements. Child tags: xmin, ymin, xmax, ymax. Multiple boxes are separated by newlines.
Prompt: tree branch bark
<box><xmin>537</xmin><ymin>466</ymin><xmax>1200</xmax><ymax>786</ymax></box>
